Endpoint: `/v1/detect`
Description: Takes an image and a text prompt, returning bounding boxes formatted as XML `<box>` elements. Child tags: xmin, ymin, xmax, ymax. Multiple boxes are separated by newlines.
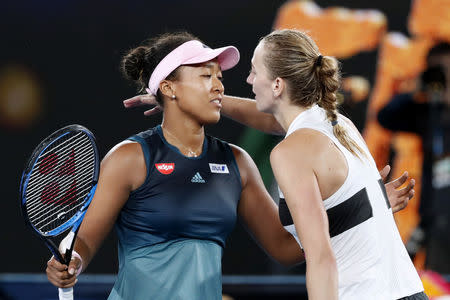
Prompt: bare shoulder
<box><xmin>101</xmin><ymin>140</ymin><xmax>146</xmax><ymax>190</ymax></box>
<box><xmin>270</xmin><ymin>129</ymin><xmax>328</xmax><ymax>165</ymax></box>
<box><xmin>228</xmin><ymin>143</ymin><xmax>254</xmax><ymax>170</ymax></box>
<box><xmin>103</xmin><ymin>140</ymin><xmax>144</xmax><ymax>167</ymax></box>
<box><xmin>229</xmin><ymin>143</ymin><xmax>250</xmax><ymax>161</ymax></box>
<box><xmin>228</xmin><ymin>143</ymin><xmax>257</xmax><ymax>186</ymax></box>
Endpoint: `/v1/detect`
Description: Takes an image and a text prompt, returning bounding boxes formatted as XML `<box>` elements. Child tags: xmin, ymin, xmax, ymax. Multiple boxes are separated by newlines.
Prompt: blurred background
<box><xmin>1</xmin><ymin>0</ymin><xmax>450</xmax><ymax>299</ymax></box>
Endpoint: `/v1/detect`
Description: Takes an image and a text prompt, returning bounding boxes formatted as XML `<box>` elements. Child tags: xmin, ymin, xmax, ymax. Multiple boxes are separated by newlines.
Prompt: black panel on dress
<box><xmin>279</xmin><ymin>187</ymin><xmax>373</xmax><ymax>238</ymax></box>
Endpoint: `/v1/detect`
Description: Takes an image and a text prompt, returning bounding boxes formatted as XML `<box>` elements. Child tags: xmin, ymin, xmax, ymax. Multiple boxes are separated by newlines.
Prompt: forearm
<box><xmin>306</xmin><ymin>257</ymin><xmax>338</xmax><ymax>300</ymax></box>
<box><xmin>73</xmin><ymin>236</ymin><xmax>98</xmax><ymax>273</ymax></box>
<box><xmin>222</xmin><ymin>95</ymin><xmax>285</xmax><ymax>135</ymax></box>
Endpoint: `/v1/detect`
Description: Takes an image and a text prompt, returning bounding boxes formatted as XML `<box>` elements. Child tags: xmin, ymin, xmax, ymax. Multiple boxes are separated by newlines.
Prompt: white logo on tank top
<box><xmin>209</xmin><ymin>163</ymin><xmax>229</xmax><ymax>174</ymax></box>
<box><xmin>191</xmin><ymin>172</ymin><xmax>206</xmax><ymax>183</ymax></box>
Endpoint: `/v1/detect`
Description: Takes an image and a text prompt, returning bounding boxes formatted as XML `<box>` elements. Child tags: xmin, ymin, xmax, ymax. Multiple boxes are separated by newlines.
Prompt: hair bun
<box><xmin>122</xmin><ymin>46</ymin><xmax>149</xmax><ymax>81</ymax></box>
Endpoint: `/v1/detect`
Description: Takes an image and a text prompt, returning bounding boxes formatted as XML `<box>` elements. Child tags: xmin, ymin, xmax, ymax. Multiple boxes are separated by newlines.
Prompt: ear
<box><xmin>159</xmin><ymin>80</ymin><xmax>175</xmax><ymax>99</ymax></box>
<box><xmin>272</xmin><ymin>77</ymin><xmax>285</xmax><ymax>98</ymax></box>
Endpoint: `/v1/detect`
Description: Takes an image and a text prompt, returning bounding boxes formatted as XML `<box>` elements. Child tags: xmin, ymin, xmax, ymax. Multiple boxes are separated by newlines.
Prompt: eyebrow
<box><xmin>202</xmin><ymin>62</ymin><xmax>217</xmax><ymax>69</ymax></box>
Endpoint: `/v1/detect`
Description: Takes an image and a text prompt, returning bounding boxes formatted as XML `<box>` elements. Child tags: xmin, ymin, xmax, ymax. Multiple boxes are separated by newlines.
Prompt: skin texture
<box><xmin>46</xmin><ymin>59</ymin><xmax>305</xmax><ymax>289</ymax></box>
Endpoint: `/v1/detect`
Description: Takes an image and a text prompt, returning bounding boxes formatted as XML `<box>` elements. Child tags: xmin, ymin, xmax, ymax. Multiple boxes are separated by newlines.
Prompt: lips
<box><xmin>210</xmin><ymin>98</ymin><xmax>222</xmax><ymax>108</ymax></box>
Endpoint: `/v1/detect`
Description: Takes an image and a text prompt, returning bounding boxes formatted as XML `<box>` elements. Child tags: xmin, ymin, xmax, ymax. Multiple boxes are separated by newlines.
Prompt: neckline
<box><xmin>286</xmin><ymin>104</ymin><xmax>320</xmax><ymax>137</ymax></box>
<box><xmin>156</xmin><ymin>125</ymin><xmax>208</xmax><ymax>160</ymax></box>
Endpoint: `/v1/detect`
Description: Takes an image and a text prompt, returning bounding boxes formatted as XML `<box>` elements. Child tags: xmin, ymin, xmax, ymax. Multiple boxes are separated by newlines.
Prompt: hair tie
<box><xmin>315</xmin><ymin>55</ymin><xmax>323</xmax><ymax>67</ymax></box>
<box><xmin>331</xmin><ymin>120</ymin><xmax>338</xmax><ymax>126</ymax></box>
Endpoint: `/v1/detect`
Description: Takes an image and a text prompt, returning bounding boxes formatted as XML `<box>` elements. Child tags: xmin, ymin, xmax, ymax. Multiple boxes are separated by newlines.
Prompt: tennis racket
<box><xmin>19</xmin><ymin>124</ymin><xmax>99</xmax><ymax>300</ymax></box>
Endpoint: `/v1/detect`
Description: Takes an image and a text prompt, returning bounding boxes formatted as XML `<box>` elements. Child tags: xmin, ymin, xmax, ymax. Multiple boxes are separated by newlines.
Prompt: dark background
<box><xmin>0</xmin><ymin>0</ymin><xmax>412</xmax><ymax>275</ymax></box>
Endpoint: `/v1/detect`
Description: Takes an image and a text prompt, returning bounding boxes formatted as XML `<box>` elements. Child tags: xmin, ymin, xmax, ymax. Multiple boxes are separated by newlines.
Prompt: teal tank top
<box><xmin>108</xmin><ymin>126</ymin><xmax>242</xmax><ymax>299</ymax></box>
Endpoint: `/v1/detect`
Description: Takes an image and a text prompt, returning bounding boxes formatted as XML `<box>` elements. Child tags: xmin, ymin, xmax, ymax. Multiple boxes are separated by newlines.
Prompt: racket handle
<box><xmin>58</xmin><ymin>287</ymin><xmax>73</xmax><ymax>300</ymax></box>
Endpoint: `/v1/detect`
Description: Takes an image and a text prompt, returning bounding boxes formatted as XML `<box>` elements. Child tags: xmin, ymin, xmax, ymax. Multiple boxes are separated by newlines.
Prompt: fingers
<box><xmin>392</xmin><ymin>188</ymin><xmax>413</xmax><ymax>212</ymax></box>
<box><xmin>68</xmin><ymin>256</ymin><xmax>82</xmax><ymax>276</ymax></box>
<box><xmin>391</xmin><ymin>184</ymin><xmax>415</xmax><ymax>213</ymax></box>
<box><xmin>396</xmin><ymin>179</ymin><xmax>415</xmax><ymax>198</ymax></box>
<box><xmin>123</xmin><ymin>94</ymin><xmax>157</xmax><ymax>108</ymax></box>
<box><xmin>389</xmin><ymin>171</ymin><xmax>409</xmax><ymax>189</ymax></box>
<box><xmin>392</xmin><ymin>199</ymin><xmax>408</xmax><ymax>213</ymax></box>
<box><xmin>123</xmin><ymin>95</ymin><xmax>146</xmax><ymax>108</ymax></box>
<box><xmin>379</xmin><ymin>165</ymin><xmax>391</xmax><ymax>182</ymax></box>
<box><xmin>46</xmin><ymin>256</ymin><xmax>78</xmax><ymax>288</ymax></box>
<box><xmin>144</xmin><ymin>106</ymin><xmax>162</xmax><ymax>116</ymax></box>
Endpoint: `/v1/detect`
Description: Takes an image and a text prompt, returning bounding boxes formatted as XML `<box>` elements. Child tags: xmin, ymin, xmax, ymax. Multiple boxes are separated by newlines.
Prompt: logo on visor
<box><xmin>155</xmin><ymin>163</ymin><xmax>175</xmax><ymax>175</ymax></box>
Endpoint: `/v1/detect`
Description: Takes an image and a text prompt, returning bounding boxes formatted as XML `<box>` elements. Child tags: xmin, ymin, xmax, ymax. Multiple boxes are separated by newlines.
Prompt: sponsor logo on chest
<box><xmin>155</xmin><ymin>163</ymin><xmax>175</xmax><ymax>175</ymax></box>
<box><xmin>209</xmin><ymin>163</ymin><xmax>229</xmax><ymax>174</ymax></box>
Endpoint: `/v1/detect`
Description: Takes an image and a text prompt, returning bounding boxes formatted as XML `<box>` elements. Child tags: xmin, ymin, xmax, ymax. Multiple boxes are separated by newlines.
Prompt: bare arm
<box><xmin>270</xmin><ymin>136</ymin><xmax>338</xmax><ymax>300</ymax></box>
<box><xmin>122</xmin><ymin>94</ymin><xmax>285</xmax><ymax>135</ymax></box>
<box><xmin>46</xmin><ymin>141</ymin><xmax>146</xmax><ymax>288</ymax></box>
<box><xmin>222</xmin><ymin>95</ymin><xmax>285</xmax><ymax>135</ymax></box>
<box><xmin>231</xmin><ymin>144</ymin><xmax>304</xmax><ymax>266</ymax></box>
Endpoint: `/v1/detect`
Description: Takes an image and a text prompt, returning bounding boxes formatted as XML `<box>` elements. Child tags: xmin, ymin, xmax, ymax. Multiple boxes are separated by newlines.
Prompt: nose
<box><xmin>246</xmin><ymin>73</ymin><xmax>254</xmax><ymax>85</ymax></box>
<box><xmin>213</xmin><ymin>76</ymin><xmax>224</xmax><ymax>94</ymax></box>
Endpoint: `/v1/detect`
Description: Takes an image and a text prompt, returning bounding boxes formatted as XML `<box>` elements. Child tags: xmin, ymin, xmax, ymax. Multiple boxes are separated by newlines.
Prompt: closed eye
<box><xmin>201</xmin><ymin>74</ymin><xmax>224</xmax><ymax>82</ymax></box>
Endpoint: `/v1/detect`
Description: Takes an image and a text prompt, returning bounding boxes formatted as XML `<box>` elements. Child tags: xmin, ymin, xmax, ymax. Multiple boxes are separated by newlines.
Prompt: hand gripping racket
<box><xmin>19</xmin><ymin>125</ymin><xmax>99</xmax><ymax>300</ymax></box>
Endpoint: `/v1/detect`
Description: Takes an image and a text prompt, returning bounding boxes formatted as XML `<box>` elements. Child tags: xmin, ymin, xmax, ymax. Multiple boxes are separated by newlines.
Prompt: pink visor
<box><xmin>146</xmin><ymin>40</ymin><xmax>240</xmax><ymax>95</ymax></box>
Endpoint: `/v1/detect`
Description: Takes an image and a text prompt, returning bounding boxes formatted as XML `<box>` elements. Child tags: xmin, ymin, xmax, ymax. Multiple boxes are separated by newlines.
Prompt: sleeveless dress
<box><xmin>278</xmin><ymin>105</ymin><xmax>424</xmax><ymax>300</ymax></box>
<box><xmin>108</xmin><ymin>125</ymin><xmax>242</xmax><ymax>300</ymax></box>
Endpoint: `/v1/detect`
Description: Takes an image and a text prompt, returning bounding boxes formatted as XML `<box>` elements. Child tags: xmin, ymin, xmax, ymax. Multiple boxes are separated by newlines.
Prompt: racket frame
<box><xmin>19</xmin><ymin>124</ymin><xmax>99</xmax><ymax>265</ymax></box>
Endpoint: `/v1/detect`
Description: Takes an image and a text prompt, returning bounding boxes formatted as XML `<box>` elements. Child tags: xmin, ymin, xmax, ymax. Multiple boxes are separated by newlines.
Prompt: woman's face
<box><xmin>172</xmin><ymin>59</ymin><xmax>224</xmax><ymax>124</ymax></box>
<box><xmin>247</xmin><ymin>42</ymin><xmax>275</xmax><ymax>113</ymax></box>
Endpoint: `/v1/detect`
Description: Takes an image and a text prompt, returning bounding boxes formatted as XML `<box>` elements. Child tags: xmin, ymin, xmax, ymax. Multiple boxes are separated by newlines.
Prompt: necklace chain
<box><xmin>162</xmin><ymin>126</ymin><xmax>201</xmax><ymax>157</ymax></box>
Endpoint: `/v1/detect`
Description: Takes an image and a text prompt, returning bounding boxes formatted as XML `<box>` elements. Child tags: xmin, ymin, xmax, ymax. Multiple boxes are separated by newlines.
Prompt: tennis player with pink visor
<box><xmin>45</xmin><ymin>32</ymin><xmax>306</xmax><ymax>300</ymax></box>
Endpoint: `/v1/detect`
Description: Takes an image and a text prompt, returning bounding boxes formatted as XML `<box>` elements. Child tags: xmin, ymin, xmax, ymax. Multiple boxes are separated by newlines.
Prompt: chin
<box><xmin>201</xmin><ymin>113</ymin><xmax>221</xmax><ymax>125</ymax></box>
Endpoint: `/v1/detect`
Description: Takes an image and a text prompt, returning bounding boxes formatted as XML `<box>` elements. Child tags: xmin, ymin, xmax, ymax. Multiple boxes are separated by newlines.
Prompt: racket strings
<box><xmin>26</xmin><ymin>168</ymin><xmax>92</xmax><ymax>219</ymax></box>
<box><xmin>24</xmin><ymin>132</ymin><xmax>96</xmax><ymax>234</ymax></box>
<box><xmin>26</xmin><ymin>150</ymin><xmax>94</xmax><ymax>202</ymax></box>
<box><xmin>28</xmin><ymin>168</ymin><xmax>94</xmax><ymax>232</ymax></box>
<box><xmin>30</xmin><ymin>132</ymin><xmax>85</xmax><ymax>169</ymax></box>
<box><xmin>36</xmin><ymin>188</ymin><xmax>91</xmax><ymax>232</ymax></box>
<box><xmin>27</xmin><ymin>134</ymin><xmax>91</xmax><ymax>186</ymax></box>
<box><xmin>30</xmin><ymin>169</ymin><xmax>94</xmax><ymax>233</ymax></box>
<box><xmin>25</xmin><ymin>141</ymin><xmax>93</xmax><ymax>206</ymax></box>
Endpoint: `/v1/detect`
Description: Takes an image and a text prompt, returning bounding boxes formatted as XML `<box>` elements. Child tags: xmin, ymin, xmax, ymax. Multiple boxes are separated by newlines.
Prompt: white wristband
<box><xmin>71</xmin><ymin>250</ymin><xmax>83</xmax><ymax>277</ymax></box>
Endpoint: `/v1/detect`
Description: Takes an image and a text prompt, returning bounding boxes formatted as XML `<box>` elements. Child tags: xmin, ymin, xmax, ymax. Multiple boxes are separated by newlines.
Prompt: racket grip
<box><xmin>58</xmin><ymin>287</ymin><xmax>73</xmax><ymax>300</ymax></box>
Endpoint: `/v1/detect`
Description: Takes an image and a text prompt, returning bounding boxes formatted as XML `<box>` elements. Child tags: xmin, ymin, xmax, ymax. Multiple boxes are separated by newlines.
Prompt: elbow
<box><xmin>279</xmin><ymin>255</ymin><xmax>305</xmax><ymax>268</ymax></box>
<box><xmin>270</xmin><ymin>234</ymin><xmax>305</xmax><ymax>267</ymax></box>
<box><xmin>274</xmin><ymin>253</ymin><xmax>302</xmax><ymax>267</ymax></box>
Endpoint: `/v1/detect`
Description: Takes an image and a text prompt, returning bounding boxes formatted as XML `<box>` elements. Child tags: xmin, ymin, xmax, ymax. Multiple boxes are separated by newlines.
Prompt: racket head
<box><xmin>19</xmin><ymin>125</ymin><xmax>99</xmax><ymax>260</ymax></box>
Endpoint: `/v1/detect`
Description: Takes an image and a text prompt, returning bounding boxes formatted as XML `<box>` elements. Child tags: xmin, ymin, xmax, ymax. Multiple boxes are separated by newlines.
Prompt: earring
<box><xmin>172</xmin><ymin>95</ymin><xmax>176</xmax><ymax>99</ymax></box>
